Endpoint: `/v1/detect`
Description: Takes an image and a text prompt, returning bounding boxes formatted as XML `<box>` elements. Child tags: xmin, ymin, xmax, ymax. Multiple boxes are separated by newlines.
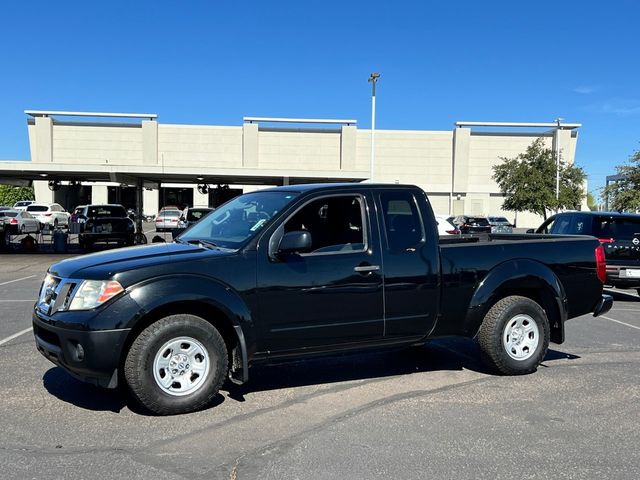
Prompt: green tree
<box><xmin>492</xmin><ymin>138</ymin><xmax>586</xmax><ymax>220</ymax></box>
<box><xmin>602</xmin><ymin>148</ymin><xmax>640</xmax><ymax>212</ymax></box>
<box><xmin>0</xmin><ymin>185</ymin><xmax>34</xmax><ymax>207</ymax></box>
<box><xmin>587</xmin><ymin>192</ymin><xmax>599</xmax><ymax>211</ymax></box>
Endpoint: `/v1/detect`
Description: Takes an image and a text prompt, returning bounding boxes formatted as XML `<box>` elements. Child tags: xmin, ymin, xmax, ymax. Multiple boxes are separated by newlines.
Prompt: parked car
<box><xmin>487</xmin><ymin>216</ymin><xmax>514</xmax><ymax>233</ymax></box>
<box><xmin>435</xmin><ymin>214</ymin><xmax>460</xmax><ymax>235</ymax></box>
<box><xmin>0</xmin><ymin>206</ymin><xmax>12</xmax><ymax>212</ymax></box>
<box><xmin>13</xmin><ymin>200</ymin><xmax>34</xmax><ymax>211</ymax></box>
<box><xmin>172</xmin><ymin>207</ymin><xmax>214</xmax><ymax>238</ymax></box>
<box><xmin>159</xmin><ymin>205</ymin><xmax>181</xmax><ymax>213</ymax></box>
<box><xmin>452</xmin><ymin>215</ymin><xmax>492</xmax><ymax>234</ymax></box>
<box><xmin>155</xmin><ymin>209</ymin><xmax>182</xmax><ymax>232</ymax></box>
<box><xmin>26</xmin><ymin>203</ymin><xmax>70</xmax><ymax>229</ymax></box>
<box><xmin>33</xmin><ymin>184</ymin><xmax>612</xmax><ymax>415</ymax></box>
<box><xmin>72</xmin><ymin>204</ymin><xmax>135</xmax><ymax>250</ymax></box>
<box><xmin>0</xmin><ymin>209</ymin><xmax>40</xmax><ymax>240</ymax></box>
<box><xmin>70</xmin><ymin>205</ymin><xmax>87</xmax><ymax>224</ymax></box>
<box><xmin>532</xmin><ymin>211</ymin><xmax>640</xmax><ymax>294</ymax></box>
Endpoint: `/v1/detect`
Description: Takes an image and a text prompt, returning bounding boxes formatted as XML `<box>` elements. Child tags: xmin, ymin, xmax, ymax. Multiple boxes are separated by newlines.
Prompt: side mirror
<box><xmin>526</xmin><ymin>229</ymin><xmax>534</xmax><ymax>234</ymax></box>
<box><xmin>278</xmin><ymin>230</ymin><xmax>312</xmax><ymax>254</ymax></box>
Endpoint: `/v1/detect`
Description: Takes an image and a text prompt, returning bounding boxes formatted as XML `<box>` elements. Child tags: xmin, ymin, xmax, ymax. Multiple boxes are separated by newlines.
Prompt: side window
<box><xmin>283</xmin><ymin>195</ymin><xmax>366</xmax><ymax>254</ymax></box>
<box><xmin>380</xmin><ymin>191</ymin><xmax>424</xmax><ymax>252</ymax></box>
<box><xmin>573</xmin><ymin>216</ymin><xmax>588</xmax><ymax>234</ymax></box>
<box><xmin>551</xmin><ymin>216</ymin><xmax>572</xmax><ymax>234</ymax></box>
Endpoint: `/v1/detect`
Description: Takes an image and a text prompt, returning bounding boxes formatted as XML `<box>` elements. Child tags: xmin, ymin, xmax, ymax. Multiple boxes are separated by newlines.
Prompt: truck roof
<box><xmin>258</xmin><ymin>183</ymin><xmax>421</xmax><ymax>194</ymax></box>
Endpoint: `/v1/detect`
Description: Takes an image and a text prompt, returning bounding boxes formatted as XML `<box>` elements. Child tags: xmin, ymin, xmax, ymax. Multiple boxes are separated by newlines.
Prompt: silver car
<box><xmin>155</xmin><ymin>210</ymin><xmax>182</xmax><ymax>232</ymax></box>
<box><xmin>1</xmin><ymin>209</ymin><xmax>40</xmax><ymax>241</ymax></box>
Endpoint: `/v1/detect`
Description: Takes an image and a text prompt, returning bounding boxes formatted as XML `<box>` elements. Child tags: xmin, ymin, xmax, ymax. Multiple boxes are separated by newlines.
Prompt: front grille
<box><xmin>37</xmin><ymin>276</ymin><xmax>78</xmax><ymax>315</ymax></box>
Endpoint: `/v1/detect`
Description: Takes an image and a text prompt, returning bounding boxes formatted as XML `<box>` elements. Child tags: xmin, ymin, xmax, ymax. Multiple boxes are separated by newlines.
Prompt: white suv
<box><xmin>26</xmin><ymin>203</ymin><xmax>70</xmax><ymax>228</ymax></box>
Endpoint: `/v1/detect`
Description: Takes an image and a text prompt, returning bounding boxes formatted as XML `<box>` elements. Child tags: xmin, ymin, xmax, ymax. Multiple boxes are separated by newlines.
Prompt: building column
<box><xmin>34</xmin><ymin>116</ymin><xmax>53</xmax><ymax>163</ymax></box>
<box><xmin>242</xmin><ymin>122</ymin><xmax>259</xmax><ymax>167</ymax></box>
<box><xmin>193</xmin><ymin>186</ymin><xmax>209</xmax><ymax>207</ymax></box>
<box><xmin>143</xmin><ymin>188</ymin><xmax>159</xmax><ymax>216</ymax></box>
<box><xmin>33</xmin><ymin>180</ymin><xmax>54</xmax><ymax>203</ymax></box>
<box><xmin>92</xmin><ymin>185</ymin><xmax>109</xmax><ymax>204</ymax></box>
<box><xmin>451</xmin><ymin>127</ymin><xmax>470</xmax><ymax>214</ymax></box>
<box><xmin>142</xmin><ymin>120</ymin><xmax>158</xmax><ymax>165</ymax></box>
<box><xmin>340</xmin><ymin>125</ymin><xmax>357</xmax><ymax>170</ymax></box>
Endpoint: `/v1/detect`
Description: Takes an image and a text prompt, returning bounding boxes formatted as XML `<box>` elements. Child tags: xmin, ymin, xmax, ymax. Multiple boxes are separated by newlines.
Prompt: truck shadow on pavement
<box><xmin>42</xmin><ymin>336</ymin><xmax>581</xmax><ymax>414</ymax></box>
<box><xmin>605</xmin><ymin>289</ymin><xmax>640</xmax><ymax>302</ymax></box>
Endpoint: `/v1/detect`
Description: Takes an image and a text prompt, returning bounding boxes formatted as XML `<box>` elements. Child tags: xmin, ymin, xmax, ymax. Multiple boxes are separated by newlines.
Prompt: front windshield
<box><xmin>179</xmin><ymin>191</ymin><xmax>299</xmax><ymax>249</ymax></box>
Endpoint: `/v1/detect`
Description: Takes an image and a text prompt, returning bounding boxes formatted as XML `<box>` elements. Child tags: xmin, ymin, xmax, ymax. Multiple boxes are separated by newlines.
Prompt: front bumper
<box><xmin>593</xmin><ymin>294</ymin><xmax>613</xmax><ymax>317</ymax></box>
<box><xmin>33</xmin><ymin>313</ymin><xmax>130</xmax><ymax>388</ymax></box>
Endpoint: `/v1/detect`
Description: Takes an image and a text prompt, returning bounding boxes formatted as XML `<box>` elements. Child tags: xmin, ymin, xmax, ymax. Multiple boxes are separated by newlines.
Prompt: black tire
<box><xmin>477</xmin><ymin>295</ymin><xmax>550</xmax><ymax>375</ymax></box>
<box><xmin>53</xmin><ymin>219</ymin><xmax>59</xmax><ymax>229</ymax></box>
<box><xmin>20</xmin><ymin>225</ymin><xmax>25</xmax><ymax>234</ymax></box>
<box><xmin>124</xmin><ymin>314</ymin><xmax>228</xmax><ymax>415</ymax></box>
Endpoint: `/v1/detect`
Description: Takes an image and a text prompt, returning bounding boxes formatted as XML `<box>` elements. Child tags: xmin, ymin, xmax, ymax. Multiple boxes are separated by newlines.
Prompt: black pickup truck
<box><xmin>33</xmin><ymin>184</ymin><xmax>612</xmax><ymax>415</ymax></box>
<box><xmin>71</xmin><ymin>204</ymin><xmax>136</xmax><ymax>250</ymax></box>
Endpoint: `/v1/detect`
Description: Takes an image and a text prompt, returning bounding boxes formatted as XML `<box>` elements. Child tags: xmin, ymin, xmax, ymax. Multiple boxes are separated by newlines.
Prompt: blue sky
<box><xmin>1</xmin><ymin>1</ymin><xmax>638</xmax><ymax>194</ymax></box>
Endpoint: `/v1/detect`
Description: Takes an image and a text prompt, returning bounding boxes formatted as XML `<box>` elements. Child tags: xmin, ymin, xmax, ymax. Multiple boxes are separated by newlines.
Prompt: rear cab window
<box><xmin>380</xmin><ymin>191</ymin><xmax>425</xmax><ymax>252</ymax></box>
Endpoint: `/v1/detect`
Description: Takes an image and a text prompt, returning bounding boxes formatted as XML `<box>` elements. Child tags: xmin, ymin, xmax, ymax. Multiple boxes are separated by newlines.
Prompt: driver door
<box><xmin>255</xmin><ymin>192</ymin><xmax>384</xmax><ymax>353</ymax></box>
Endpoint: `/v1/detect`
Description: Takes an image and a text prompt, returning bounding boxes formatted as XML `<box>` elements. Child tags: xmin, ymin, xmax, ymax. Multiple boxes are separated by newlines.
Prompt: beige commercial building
<box><xmin>1</xmin><ymin>111</ymin><xmax>581</xmax><ymax>227</ymax></box>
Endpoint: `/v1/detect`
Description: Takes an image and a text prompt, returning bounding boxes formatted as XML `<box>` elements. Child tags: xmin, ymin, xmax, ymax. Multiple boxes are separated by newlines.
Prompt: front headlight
<box><xmin>68</xmin><ymin>280</ymin><xmax>124</xmax><ymax>310</ymax></box>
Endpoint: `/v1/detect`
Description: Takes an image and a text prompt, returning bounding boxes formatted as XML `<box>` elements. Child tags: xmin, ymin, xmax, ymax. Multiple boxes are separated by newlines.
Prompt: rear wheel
<box><xmin>20</xmin><ymin>225</ymin><xmax>25</xmax><ymax>234</ymax></box>
<box><xmin>124</xmin><ymin>314</ymin><xmax>228</xmax><ymax>415</ymax></box>
<box><xmin>477</xmin><ymin>295</ymin><xmax>550</xmax><ymax>375</ymax></box>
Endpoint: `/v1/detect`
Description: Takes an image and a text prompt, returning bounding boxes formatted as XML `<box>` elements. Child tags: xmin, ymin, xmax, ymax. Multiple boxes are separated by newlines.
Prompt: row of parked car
<box><xmin>155</xmin><ymin>206</ymin><xmax>213</xmax><ymax>234</ymax></box>
<box><xmin>435</xmin><ymin>214</ymin><xmax>515</xmax><ymax>235</ymax></box>
<box><xmin>0</xmin><ymin>201</ymin><xmax>71</xmax><ymax>241</ymax></box>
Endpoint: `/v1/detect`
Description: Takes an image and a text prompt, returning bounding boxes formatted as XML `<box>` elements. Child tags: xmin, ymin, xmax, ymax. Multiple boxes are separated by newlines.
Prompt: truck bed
<box><xmin>434</xmin><ymin>233</ymin><xmax>602</xmax><ymax>338</ymax></box>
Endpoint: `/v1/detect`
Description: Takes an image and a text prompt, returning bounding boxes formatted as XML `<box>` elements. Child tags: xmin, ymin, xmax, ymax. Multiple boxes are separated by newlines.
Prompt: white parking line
<box><xmin>0</xmin><ymin>327</ymin><xmax>33</xmax><ymax>346</ymax></box>
<box><xmin>0</xmin><ymin>275</ymin><xmax>36</xmax><ymax>286</ymax></box>
<box><xmin>600</xmin><ymin>315</ymin><xmax>640</xmax><ymax>332</ymax></box>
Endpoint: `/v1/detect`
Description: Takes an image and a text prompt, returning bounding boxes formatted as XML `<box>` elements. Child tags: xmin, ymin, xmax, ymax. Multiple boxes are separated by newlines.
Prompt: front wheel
<box><xmin>124</xmin><ymin>314</ymin><xmax>228</xmax><ymax>415</ymax></box>
<box><xmin>477</xmin><ymin>295</ymin><xmax>550</xmax><ymax>375</ymax></box>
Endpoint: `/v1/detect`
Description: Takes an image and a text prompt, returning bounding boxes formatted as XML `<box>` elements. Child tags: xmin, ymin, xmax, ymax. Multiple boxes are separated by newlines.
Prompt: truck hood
<box><xmin>49</xmin><ymin>242</ymin><xmax>233</xmax><ymax>279</ymax></box>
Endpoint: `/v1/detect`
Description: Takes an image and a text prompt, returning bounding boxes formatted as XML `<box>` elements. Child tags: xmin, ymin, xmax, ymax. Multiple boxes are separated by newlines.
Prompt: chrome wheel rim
<box><xmin>152</xmin><ymin>336</ymin><xmax>210</xmax><ymax>396</ymax></box>
<box><xmin>502</xmin><ymin>314</ymin><xmax>539</xmax><ymax>361</ymax></box>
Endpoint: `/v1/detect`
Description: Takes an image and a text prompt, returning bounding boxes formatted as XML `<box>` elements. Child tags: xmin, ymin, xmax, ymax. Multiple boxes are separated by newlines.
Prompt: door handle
<box><xmin>354</xmin><ymin>265</ymin><xmax>380</xmax><ymax>273</ymax></box>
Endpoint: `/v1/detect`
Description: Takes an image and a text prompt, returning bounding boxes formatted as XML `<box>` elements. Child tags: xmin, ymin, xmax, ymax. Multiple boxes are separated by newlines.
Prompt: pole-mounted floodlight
<box><xmin>368</xmin><ymin>73</ymin><xmax>381</xmax><ymax>181</ymax></box>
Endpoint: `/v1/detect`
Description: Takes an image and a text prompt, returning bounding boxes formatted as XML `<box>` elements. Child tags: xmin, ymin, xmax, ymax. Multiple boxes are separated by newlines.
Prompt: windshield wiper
<box><xmin>183</xmin><ymin>238</ymin><xmax>218</xmax><ymax>249</ymax></box>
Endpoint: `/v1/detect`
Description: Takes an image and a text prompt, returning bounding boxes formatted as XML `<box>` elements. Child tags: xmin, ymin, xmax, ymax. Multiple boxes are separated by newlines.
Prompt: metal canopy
<box><xmin>0</xmin><ymin>161</ymin><xmax>367</xmax><ymax>187</ymax></box>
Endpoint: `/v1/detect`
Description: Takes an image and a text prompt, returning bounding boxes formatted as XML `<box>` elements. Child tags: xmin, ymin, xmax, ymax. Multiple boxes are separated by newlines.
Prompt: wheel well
<box><xmin>119</xmin><ymin>300</ymin><xmax>239</xmax><ymax>370</ymax></box>
<box><xmin>489</xmin><ymin>284</ymin><xmax>563</xmax><ymax>343</ymax></box>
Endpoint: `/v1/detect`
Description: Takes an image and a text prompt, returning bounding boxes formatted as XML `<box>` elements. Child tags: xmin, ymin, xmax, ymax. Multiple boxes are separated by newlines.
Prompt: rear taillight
<box><xmin>446</xmin><ymin>229</ymin><xmax>460</xmax><ymax>235</ymax></box>
<box><xmin>598</xmin><ymin>238</ymin><xmax>615</xmax><ymax>244</ymax></box>
<box><xmin>43</xmin><ymin>213</ymin><xmax>52</xmax><ymax>217</ymax></box>
<box><xmin>9</xmin><ymin>218</ymin><xmax>18</xmax><ymax>225</ymax></box>
<box><xmin>595</xmin><ymin>245</ymin><xmax>607</xmax><ymax>283</ymax></box>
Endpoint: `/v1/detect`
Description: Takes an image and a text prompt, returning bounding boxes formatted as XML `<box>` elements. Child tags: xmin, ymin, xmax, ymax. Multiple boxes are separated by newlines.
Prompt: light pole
<box><xmin>368</xmin><ymin>73</ymin><xmax>380</xmax><ymax>181</ymax></box>
<box><xmin>554</xmin><ymin>117</ymin><xmax>563</xmax><ymax>212</ymax></box>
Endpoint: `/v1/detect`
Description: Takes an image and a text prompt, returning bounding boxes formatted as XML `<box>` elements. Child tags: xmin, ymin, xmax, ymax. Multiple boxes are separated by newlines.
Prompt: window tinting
<box><xmin>283</xmin><ymin>195</ymin><xmax>365</xmax><ymax>253</ymax></box>
<box><xmin>27</xmin><ymin>205</ymin><xmax>48</xmax><ymax>212</ymax></box>
<box><xmin>381</xmin><ymin>192</ymin><xmax>423</xmax><ymax>252</ymax></box>
<box><xmin>593</xmin><ymin>217</ymin><xmax>640</xmax><ymax>238</ymax></box>
<box><xmin>87</xmin><ymin>206</ymin><xmax>127</xmax><ymax>217</ymax></box>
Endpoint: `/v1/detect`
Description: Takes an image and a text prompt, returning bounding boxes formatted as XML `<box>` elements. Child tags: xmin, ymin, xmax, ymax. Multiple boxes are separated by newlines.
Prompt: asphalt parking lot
<box><xmin>0</xmin><ymin>253</ymin><xmax>639</xmax><ymax>480</ymax></box>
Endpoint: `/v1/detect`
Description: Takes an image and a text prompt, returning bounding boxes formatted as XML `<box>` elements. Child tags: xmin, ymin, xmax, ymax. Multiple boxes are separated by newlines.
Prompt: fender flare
<box><xmin>125</xmin><ymin>274</ymin><xmax>253</xmax><ymax>383</ymax></box>
<box><xmin>463</xmin><ymin>259</ymin><xmax>568</xmax><ymax>342</ymax></box>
